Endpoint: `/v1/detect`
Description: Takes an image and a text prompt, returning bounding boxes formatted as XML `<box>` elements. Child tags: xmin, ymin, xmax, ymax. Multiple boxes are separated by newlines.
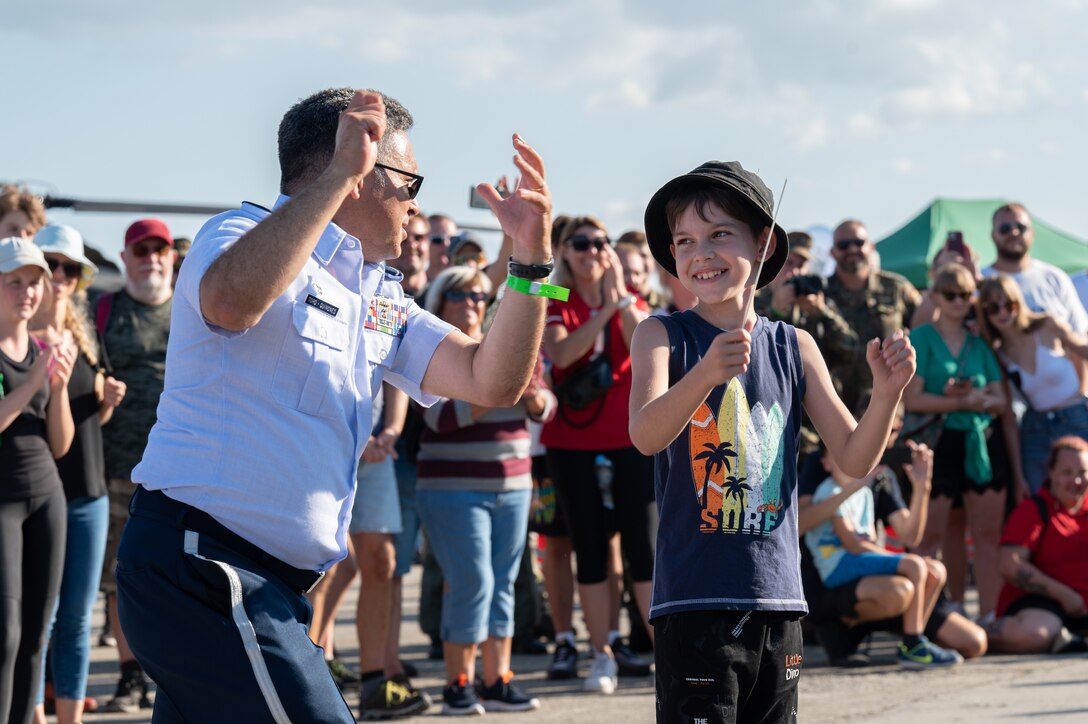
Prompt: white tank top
<box><xmin>1005</xmin><ymin>339</ymin><xmax>1082</xmax><ymax>410</ymax></box>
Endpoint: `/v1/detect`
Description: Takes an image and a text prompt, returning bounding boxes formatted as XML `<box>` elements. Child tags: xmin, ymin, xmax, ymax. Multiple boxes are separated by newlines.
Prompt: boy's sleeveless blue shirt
<box><xmin>650</xmin><ymin>312</ymin><xmax>808</xmax><ymax>619</ymax></box>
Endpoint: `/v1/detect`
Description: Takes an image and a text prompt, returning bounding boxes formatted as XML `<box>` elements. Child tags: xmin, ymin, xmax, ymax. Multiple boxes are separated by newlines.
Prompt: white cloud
<box><xmin>890</xmin><ymin>158</ymin><xmax>916</xmax><ymax>175</ymax></box>
<box><xmin>586</xmin><ymin>81</ymin><xmax>652</xmax><ymax>112</ymax></box>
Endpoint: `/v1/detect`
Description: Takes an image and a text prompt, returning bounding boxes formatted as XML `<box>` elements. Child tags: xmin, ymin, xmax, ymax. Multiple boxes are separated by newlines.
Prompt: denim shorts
<box><xmin>824</xmin><ymin>551</ymin><xmax>904</xmax><ymax>589</ymax></box>
<box><xmin>349</xmin><ymin>456</ymin><xmax>402</xmax><ymax>535</ymax></box>
<box><xmin>1020</xmin><ymin>398</ymin><xmax>1088</xmax><ymax>493</ymax></box>
<box><xmin>416</xmin><ymin>488</ymin><xmax>530</xmax><ymax>644</ymax></box>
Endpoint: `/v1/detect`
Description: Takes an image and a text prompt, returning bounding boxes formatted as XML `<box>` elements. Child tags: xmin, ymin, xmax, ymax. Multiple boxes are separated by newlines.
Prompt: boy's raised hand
<box><xmin>696</xmin><ymin>329</ymin><xmax>751</xmax><ymax>387</ymax></box>
<box><xmin>866</xmin><ymin>329</ymin><xmax>915</xmax><ymax>394</ymax></box>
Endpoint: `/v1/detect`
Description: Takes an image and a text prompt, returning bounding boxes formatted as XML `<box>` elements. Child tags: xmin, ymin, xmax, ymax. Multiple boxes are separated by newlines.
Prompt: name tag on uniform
<box><xmin>364</xmin><ymin>295</ymin><xmax>408</xmax><ymax>337</ymax></box>
<box><xmin>305</xmin><ymin>294</ymin><xmax>339</xmax><ymax>317</ymax></box>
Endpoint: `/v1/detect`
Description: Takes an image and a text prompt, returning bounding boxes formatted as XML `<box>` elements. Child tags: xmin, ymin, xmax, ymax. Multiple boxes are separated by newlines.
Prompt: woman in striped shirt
<box><xmin>416</xmin><ymin>266</ymin><xmax>556</xmax><ymax>716</ymax></box>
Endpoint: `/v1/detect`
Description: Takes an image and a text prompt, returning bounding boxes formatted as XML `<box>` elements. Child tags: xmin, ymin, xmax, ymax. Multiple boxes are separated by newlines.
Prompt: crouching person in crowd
<box><xmin>798</xmin><ymin>408</ymin><xmax>987</xmax><ymax>666</ymax></box>
<box><xmin>416</xmin><ymin>267</ymin><xmax>556</xmax><ymax>715</ymax></box>
<box><xmin>987</xmin><ymin>436</ymin><xmax>1088</xmax><ymax>654</ymax></box>
<box><xmin>803</xmin><ymin>440</ymin><xmax>969</xmax><ymax>669</ymax></box>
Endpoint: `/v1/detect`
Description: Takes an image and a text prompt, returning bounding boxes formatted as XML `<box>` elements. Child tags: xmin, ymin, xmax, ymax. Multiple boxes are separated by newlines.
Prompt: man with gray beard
<box><xmin>99</xmin><ymin>218</ymin><xmax>176</xmax><ymax>713</ymax></box>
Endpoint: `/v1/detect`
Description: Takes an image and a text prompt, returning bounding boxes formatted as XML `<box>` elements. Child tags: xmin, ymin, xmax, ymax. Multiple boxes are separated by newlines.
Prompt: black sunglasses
<box><xmin>939</xmin><ymin>289</ymin><xmax>973</xmax><ymax>302</ymax></box>
<box><xmin>997</xmin><ymin>221</ymin><xmax>1029</xmax><ymax>235</ymax></box>
<box><xmin>834</xmin><ymin>238</ymin><xmax>866</xmax><ymax>251</ymax></box>
<box><xmin>374</xmin><ymin>163</ymin><xmax>424</xmax><ymax>200</ymax></box>
<box><xmin>568</xmin><ymin>235</ymin><xmax>609</xmax><ymax>252</ymax></box>
<box><xmin>983</xmin><ymin>300</ymin><xmax>1018</xmax><ymax>315</ymax></box>
<box><xmin>46</xmin><ymin>259</ymin><xmax>84</xmax><ymax>278</ymax></box>
<box><xmin>444</xmin><ymin>289</ymin><xmax>488</xmax><ymax>304</ymax></box>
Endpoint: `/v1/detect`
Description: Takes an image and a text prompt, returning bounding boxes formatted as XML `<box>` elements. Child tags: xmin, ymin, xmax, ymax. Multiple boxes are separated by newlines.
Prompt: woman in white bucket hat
<box><xmin>29</xmin><ymin>225</ymin><xmax>126</xmax><ymax>724</ymax></box>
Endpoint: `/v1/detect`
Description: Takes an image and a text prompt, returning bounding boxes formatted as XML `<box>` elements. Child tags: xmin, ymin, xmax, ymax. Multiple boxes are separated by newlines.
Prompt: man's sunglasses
<box><xmin>374</xmin><ymin>163</ymin><xmax>424</xmax><ymax>200</ymax></box>
<box><xmin>46</xmin><ymin>259</ymin><xmax>84</xmax><ymax>278</ymax></box>
<box><xmin>129</xmin><ymin>243</ymin><xmax>172</xmax><ymax>258</ymax></box>
<box><xmin>568</xmin><ymin>235</ymin><xmax>609</xmax><ymax>252</ymax></box>
<box><xmin>983</xmin><ymin>300</ymin><xmax>1018</xmax><ymax>316</ymax></box>
<box><xmin>939</xmin><ymin>289</ymin><xmax>973</xmax><ymax>302</ymax></box>
<box><xmin>444</xmin><ymin>289</ymin><xmax>488</xmax><ymax>303</ymax></box>
<box><xmin>834</xmin><ymin>238</ymin><xmax>866</xmax><ymax>251</ymax></box>
<box><xmin>997</xmin><ymin>222</ymin><xmax>1029</xmax><ymax>236</ymax></box>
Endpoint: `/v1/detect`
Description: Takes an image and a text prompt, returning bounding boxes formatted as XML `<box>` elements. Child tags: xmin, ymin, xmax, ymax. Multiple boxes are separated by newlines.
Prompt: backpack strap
<box><xmin>95</xmin><ymin>292</ymin><xmax>115</xmax><ymax>336</ymax></box>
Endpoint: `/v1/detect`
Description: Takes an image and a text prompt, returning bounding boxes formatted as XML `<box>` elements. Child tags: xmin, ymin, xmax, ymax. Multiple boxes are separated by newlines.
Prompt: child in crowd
<box><xmin>805</xmin><ymin>442</ymin><xmax>962</xmax><ymax>669</ymax></box>
<box><xmin>629</xmin><ymin>161</ymin><xmax>916</xmax><ymax>723</ymax></box>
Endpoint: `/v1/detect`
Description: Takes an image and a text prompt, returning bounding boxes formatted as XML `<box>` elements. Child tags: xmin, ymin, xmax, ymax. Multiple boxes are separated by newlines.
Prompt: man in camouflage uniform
<box><xmin>825</xmin><ymin>219</ymin><xmax>921</xmax><ymax>414</ymax></box>
<box><xmin>756</xmin><ymin>231</ymin><xmax>859</xmax><ymax>451</ymax></box>
<box><xmin>99</xmin><ymin>219</ymin><xmax>176</xmax><ymax>712</ymax></box>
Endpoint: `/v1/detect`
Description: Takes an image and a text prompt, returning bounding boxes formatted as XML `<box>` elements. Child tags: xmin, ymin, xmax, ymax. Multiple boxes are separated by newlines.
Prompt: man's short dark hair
<box><xmin>992</xmin><ymin>202</ymin><xmax>1029</xmax><ymax>225</ymax></box>
<box><xmin>277</xmin><ymin>88</ymin><xmax>414</xmax><ymax>194</ymax></box>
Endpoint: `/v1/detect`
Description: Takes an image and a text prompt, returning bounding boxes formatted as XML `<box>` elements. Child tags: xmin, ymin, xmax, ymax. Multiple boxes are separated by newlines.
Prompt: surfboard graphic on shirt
<box><xmin>688</xmin><ymin>378</ymin><xmax>786</xmax><ymax>536</ymax></box>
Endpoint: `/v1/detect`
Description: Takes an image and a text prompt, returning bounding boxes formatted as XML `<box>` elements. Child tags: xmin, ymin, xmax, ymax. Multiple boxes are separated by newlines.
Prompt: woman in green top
<box><xmin>903</xmin><ymin>263</ymin><xmax>1012</xmax><ymax>620</ymax></box>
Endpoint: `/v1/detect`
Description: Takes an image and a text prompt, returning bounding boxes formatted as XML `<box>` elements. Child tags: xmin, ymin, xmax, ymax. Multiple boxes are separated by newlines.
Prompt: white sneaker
<box><xmin>584</xmin><ymin>652</ymin><xmax>618</xmax><ymax>694</ymax></box>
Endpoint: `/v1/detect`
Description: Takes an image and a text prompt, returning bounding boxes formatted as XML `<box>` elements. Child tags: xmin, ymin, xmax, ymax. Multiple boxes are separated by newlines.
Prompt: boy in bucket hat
<box><xmin>628</xmin><ymin>161</ymin><xmax>923</xmax><ymax>722</ymax></box>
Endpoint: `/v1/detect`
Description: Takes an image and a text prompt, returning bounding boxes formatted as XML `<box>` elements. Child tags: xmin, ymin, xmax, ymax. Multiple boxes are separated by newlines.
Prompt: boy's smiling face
<box><xmin>669</xmin><ymin>202</ymin><xmax>770</xmax><ymax>305</ymax></box>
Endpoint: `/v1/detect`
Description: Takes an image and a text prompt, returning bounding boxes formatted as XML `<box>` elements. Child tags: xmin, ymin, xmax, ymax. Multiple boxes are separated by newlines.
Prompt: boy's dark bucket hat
<box><xmin>644</xmin><ymin>160</ymin><xmax>788</xmax><ymax>288</ymax></box>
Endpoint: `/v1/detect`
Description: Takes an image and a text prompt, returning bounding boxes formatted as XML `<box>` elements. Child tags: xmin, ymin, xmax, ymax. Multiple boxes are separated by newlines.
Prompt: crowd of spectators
<box><xmin>1</xmin><ymin>177</ymin><xmax>1086</xmax><ymax>721</ymax></box>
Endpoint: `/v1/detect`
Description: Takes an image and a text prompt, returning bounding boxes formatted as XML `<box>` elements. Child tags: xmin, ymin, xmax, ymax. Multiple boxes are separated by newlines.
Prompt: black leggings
<box><xmin>547</xmin><ymin>447</ymin><xmax>656</xmax><ymax>585</ymax></box>
<box><xmin>0</xmin><ymin>489</ymin><xmax>66</xmax><ymax>724</ymax></box>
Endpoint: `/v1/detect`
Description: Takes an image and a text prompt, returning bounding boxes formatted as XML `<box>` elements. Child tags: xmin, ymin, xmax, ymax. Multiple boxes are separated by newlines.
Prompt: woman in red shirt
<box><xmin>989</xmin><ymin>436</ymin><xmax>1088</xmax><ymax>653</ymax></box>
<box><xmin>542</xmin><ymin>216</ymin><xmax>655</xmax><ymax>694</ymax></box>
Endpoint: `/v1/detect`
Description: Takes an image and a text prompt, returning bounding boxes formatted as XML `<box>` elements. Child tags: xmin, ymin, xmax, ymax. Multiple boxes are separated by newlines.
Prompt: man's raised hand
<box><xmin>476</xmin><ymin>134</ymin><xmax>552</xmax><ymax>263</ymax></box>
<box><xmin>331</xmin><ymin>90</ymin><xmax>387</xmax><ymax>200</ymax></box>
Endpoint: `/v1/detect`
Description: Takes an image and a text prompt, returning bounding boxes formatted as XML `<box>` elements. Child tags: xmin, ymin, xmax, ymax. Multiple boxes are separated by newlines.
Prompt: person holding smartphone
<box><xmin>903</xmin><ymin>263</ymin><xmax>1011</xmax><ymax>622</ymax></box>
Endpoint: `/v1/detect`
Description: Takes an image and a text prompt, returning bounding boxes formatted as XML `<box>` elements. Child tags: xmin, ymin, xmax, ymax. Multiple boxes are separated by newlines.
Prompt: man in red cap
<box><xmin>99</xmin><ymin>218</ymin><xmax>176</xmax><ymax>713</ymax></box>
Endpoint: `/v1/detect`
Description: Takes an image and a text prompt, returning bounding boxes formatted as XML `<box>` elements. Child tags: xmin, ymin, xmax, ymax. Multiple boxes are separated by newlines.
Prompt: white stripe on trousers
<box><xmin>183</xmin><ymin>530</ymin><xmax>292</xmax><ymax>724</ymax></box>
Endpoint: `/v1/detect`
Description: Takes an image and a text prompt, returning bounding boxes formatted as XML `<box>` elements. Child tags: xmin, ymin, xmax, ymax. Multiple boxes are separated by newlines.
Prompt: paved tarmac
<box><xmin>74</xmin><ymin>563</ymin><xmax>1088</xmax><ymax>723</ymax></box>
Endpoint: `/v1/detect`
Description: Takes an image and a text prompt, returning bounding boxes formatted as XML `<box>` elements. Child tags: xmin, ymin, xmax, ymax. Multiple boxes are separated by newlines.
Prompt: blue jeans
<box><xmin>1021</xmin><ymin>399</ymin><xmax>1088</xmax><ymax>492</ymax></box>
<box><xmin>39</xmin><ymin>496</ymin><xmax>109</xmax><ymax>702</ymax></box>
<box><xmin>416</xmin><ymin>488</ymin><xmax>530</xmax><ymax>644</ymax></box>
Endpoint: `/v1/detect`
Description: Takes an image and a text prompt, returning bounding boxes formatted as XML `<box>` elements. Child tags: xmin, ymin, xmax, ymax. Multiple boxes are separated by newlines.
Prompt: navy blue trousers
<box><xmin>116</xmin><ymin>490</ymin><xmax>354</xmax><ymax>723</ymax></box>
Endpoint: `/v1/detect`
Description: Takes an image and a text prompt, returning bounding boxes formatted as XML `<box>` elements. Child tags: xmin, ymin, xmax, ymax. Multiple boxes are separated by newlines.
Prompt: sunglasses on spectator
<box><xmin>431</xmin><ymin>234</ymin><xmax>457</xmax><ymax>246</ymax></box>
<box><xmin>983</xmin><ymin>300</ymin><xmax>1019</xmax><ymax>315</ymax></box>
<box><xmin>129</xmin><ymin>243</ymin><xmax>172</xmax><ymax>258</ymax></box>
<box><xmin>46</xmin><ymin>259</ymin><xmax>84</xmax><ymax>278</ymax></box>
<box><xmin>997</xmin><ymin>222</ymin><xmax>1029</xmax><ymax>235</ymax></box>
<box><xmin>939</xmin><ymin>289</ymin><xmax>973</xmax><ymax>302</ymax></box>
<box><xmin>568</xmin><ymin>235</ymin><xmax>609</xmax><ymax>252</ymax></box>
<box><xmin>374</xmin><ymin>163</ymin><xmax>423</xmax><ymax>200</ymax></box>
<box><xmin>444</xmin><ymin>289</ymin><xmax>488</xmax><ymax>303</ymax></box>
<box><xmin>834</xmin><ymin>238</ymin><xmax>866</xmax><ymax>251</ymax></box>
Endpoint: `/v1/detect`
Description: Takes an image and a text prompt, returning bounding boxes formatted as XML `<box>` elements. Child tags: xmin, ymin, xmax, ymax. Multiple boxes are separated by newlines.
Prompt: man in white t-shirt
<box><xmin>981</xmin><ymin>202</ymin><xmax>1088</xmax><ymax>333</ymax></box>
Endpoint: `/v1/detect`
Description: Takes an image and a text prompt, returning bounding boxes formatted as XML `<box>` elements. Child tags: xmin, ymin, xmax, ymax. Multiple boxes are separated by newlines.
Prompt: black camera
<box><xmin>789</xmin><ymin>274</ymin><xmax>826</xmax><ymax>296</ymax></box>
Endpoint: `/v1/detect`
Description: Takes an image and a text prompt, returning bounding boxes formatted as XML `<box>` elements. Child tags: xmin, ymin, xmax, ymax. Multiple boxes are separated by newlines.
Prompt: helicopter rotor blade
<box><xmin>43</xmin><ymin>195</ymin><xmax>232</xmax><ymax>216</ymax></box>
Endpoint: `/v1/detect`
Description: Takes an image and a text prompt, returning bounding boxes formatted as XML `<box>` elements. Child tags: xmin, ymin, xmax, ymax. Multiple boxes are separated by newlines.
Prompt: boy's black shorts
<box><xmin>654</xmin><ymin>610</ymin><xmax>802</xmax><ymax>724</ymax></box>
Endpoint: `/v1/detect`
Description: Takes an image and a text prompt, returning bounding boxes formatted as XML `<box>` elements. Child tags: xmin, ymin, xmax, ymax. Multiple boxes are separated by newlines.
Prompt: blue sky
<box><xmin>7</xmin><ymin>0</ymin><xmax>1088</xmax><ymax>267</ymax></box>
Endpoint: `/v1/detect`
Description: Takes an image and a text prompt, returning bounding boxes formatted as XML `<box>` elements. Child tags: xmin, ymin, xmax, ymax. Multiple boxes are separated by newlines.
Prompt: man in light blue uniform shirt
<box><xmin>115</xmin><ymin>87</ymin><xmax>555</xmax><ymax>723</ymax></box>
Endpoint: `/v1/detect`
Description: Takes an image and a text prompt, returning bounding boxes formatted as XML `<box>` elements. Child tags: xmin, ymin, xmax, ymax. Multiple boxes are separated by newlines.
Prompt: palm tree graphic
<box><xmin>693</xmin><ymin>442</ymin><xmax>738</xmax><ymax>510</ymax></box>
<box><xmin>723</xmin><ymin>475</ymin><xmax>752</xmax><ymax>524</ymax></box>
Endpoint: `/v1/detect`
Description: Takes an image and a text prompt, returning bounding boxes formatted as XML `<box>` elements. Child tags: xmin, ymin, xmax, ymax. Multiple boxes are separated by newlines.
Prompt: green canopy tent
<box><xmin>876</xmin><ymin>198</ymin><xmax>1088</xmax><ymax>289</ymax></box>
